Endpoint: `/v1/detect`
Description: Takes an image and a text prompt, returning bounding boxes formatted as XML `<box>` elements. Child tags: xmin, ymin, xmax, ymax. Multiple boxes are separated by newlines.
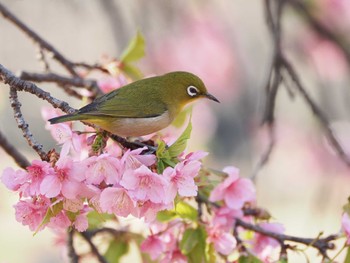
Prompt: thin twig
<box><xmin>19</xmin><ymin>71</ymin><xmax>101</xmax><ymax>93</ymax></box>
<box><xmin>0</xmin><ymin>3</ymin><xmax>78</xmax><ymax>76</ymax></box>
<box><xmin>282</xmin><ymin>57</ymin><xmax>350</xmax><ymax>166</ymax></box>
<box><xmin>67</xmin><ymin>230</ymin><xmax>79</xmax><ymax>263</ymax></box>
<box><xmin>80</xmin><ymin>231</ymin><xmax>108</xmax><ymax>263</ymax></box>
<box><xmin>235</xmin><ymin>218</ymin><xmax>337</xmax><ymax>259</ymax></box>
<box><xmin>0</xmin><ymin>129</ymin><xmax>30</xmax><ymax>168</ymax></box>
<box><xmin>287</xmin><ymin>0</ymin><xmax>350</xmax><ymax>65</ymax></box>
<box><xmin>9</xmin><ymin>87</ymin><xmax>47</xmax><ymax>160</ymax></box>
<box><xmin>0</xmin><ymin>64</ymin><xmax>76</xmax><ymax>114</ymax></box>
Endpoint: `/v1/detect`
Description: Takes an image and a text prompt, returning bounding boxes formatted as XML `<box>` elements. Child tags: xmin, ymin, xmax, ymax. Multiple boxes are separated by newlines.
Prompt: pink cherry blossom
<box><xmin>209</xmin><ymin>166</ymin><xmax>256</xmax><ymax>209</ymax></box>
<box><xmin>99</xmin><ymin>187</ymin><xmax>135</xmax><ymax>217</ymax></box>
<box><xmin>251</xmin><ymin>222</ymin><xmax>285</xmax><ymax>262</ymax></box>
<box><xmin>136</xmin><ymin>200</ymin><xmax>173</xmax><ymax>223</ymax></box>
<box><xmin>26</xmin><ymin>160</ymin><xmax>55</xmax><ymax>196</ymax></box>
<box><xmin>48</xmin><ymin>211</ymin><xmax>71</xmax><ymax>230</ymax></box>
<box><xmin>81</xmin><ymin>154</ymin><xmax>122</xmax><ymax>185</ymax></box>
<box><xmin>141</xmin><ymin>235</ymin><xmax>165</xmax><ymax>260</ymax></box>
<box><xmin>1</xmin><ymin>167</ymin><xmax>28</xmax><ymax>191</ymax></box>
<box><xmin>162</xmin><ymin>159</ymin><xmax>201</xmax><ymax>202</ymax></box>
<box><xmin>212</xmin><ymin>206</ymin><xmax>243</xmax><ymax>231</ymax></box>
<box><xmin>40</xmin><ymin>157</ymin><xmax>85</xmax><ymax>199</ymax></box>
<box><xmin>207</xmin><ymin>226</ymin><xmax>237</xmax><ymax>255</ymax></box>
<box><xmin>14</xmin><ymin>196</ymin><xmax>50</xmax><ymax>231</ymax></box>
<box><xmin>74</xmin><ymin>213</ymin><xmax>89</xmax><ymax>232</ymax></box>
<box><xmin>97</xmin><ymin>75</ymin><xmax>123</xmax><ymax>93</ymax></box>
<box><xmin>342</xmin><ymin>213</ymin><xmax>350</xmax><ymax>244</ymax></box>
<box><xmin>160</xmin><ymin>249</ymin><xmax>187</xmax><ymax>263</ymax></box>
<box><xmin>120</xmin><ymin>165</ymin><xmax>167</xmax><ymax>204</ymax></box>
<box><xmin>121</xmin><ymin>147</ymin><xmax>156</xmax><ymax>170</ymax></box>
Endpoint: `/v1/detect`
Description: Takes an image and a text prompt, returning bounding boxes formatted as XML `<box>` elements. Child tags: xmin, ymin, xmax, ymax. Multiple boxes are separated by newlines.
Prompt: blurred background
<box><xmin>1</xmin><ymin>0</ymin><xmax>350</xmax><ymax>262</ymax></box>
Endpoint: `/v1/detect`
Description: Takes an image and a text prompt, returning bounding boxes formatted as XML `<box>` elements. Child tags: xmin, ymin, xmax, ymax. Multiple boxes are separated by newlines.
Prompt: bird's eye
<box><xmin>187</xmin><ymin>86</ymin><xmax>199</xmax><ymax>97</ymax></box>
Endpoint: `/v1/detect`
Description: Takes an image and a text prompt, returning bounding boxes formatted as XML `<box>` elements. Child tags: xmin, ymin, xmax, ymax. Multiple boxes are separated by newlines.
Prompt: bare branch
<box><xmin>235</xmin><ymin>218</ymin><xmax>337</xmax><ymax>259</ymax></box>
<box><xmin>0</xmin><ymin>129</ymin><xmax>30</xmax><ymax>168</ymax></box>
<box><xmin>19</xmin><ymin>71</ymin><xmax>100</xmax><ymax>91</ymax></box>
<box><xmin>9</xmin><ymin>87</ymin><xmax>47</xmax><ymax>160</ymax></box>
<box><xmin>80</xmin><ymin>231</ymin><xmax>108</xmax><ymax>263</ymax></box>
<box><xmin>0</xmin><ymin>3</ymin><xmax>78</xmax><ymax>76</ymax></box>
<box><xmin>282</xmin><ymin>57</ymin><xmax>350</xmax><ymax>166</ymax></box>
<box><xmin>67</xmin><ymin>230</ymin><xmax>79</xmax><ymax>263</ymax></box>
<box><xmin>0</xmin><ymin>64</ymin><xmax>76</xmax><ymax>114</ymax></box>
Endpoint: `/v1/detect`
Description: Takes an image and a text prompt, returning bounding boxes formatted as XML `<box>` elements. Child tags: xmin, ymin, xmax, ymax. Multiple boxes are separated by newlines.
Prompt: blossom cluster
<box><xmin>1</xmin><ymin>105</ymin><xmax>287</xmax><ymax>262</ymax></box>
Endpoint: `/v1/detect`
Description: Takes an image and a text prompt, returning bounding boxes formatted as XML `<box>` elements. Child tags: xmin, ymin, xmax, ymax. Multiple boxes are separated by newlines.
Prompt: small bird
<box><xmin>49</xmin><ymin>71</ymin><xmax>219</xmax><ymax>137</ymax></box>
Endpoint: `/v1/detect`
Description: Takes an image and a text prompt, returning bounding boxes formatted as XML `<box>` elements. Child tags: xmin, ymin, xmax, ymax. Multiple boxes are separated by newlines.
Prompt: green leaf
<box><xmin>205</xmin><ymin>243</ymin><xmax>216</xmax><ymax>263</ymax></box>
<box><xmin>87</xmin><ymin>210</ymin><xmax>114</xmax><ymax>229</ymax></box>
<box><xmin>120</xmin><ymin>31</ymin><xmax>145</xmax><ymax>63</ymax></box>
<box><xmin>121</xmin><ymin>63</ymin><xmax>143</xmax><ymax>80</ymax></box>
<box><xmin>172</xmin><ymin>106</ymin><xmax>193</xmax><ymax>128</ymax></box>
<box><xmin>187</xmin><ymin>226</ymin><xmax>207</xmax><ymax>263</ymax></box>
<box><xmin>180</xmin><ymin>228</ymin><xmax>200</xmax><ymax>255</ymax></box>
<box><xmin>238</xmin><ymin>255</ymin><xmax>264</xmax><ymax>263</ymax></box>
<box><xmin>156</xmin><ymin>209</ymin><xmax>178</xmax><ymax>222</ymax></box>
<box><xmin>175</xmin><ymin>201</ymin><xmax>198</xmax><ymax>221</ymax></box>
<box><xmin>34</xmin><ymin>201</ymin><xmax>63</xmax><ymax>235</ymax></box>
<box><xmin>104</xmin><ymin>240</ymin><xmax>129</xmax><ymax>263</ymax></box>
<box><xmin>345</xmin><ymin>246</ymin><xmax>350</xmax><ymax>263</ymax></box>
<box><xmin>168</xmin><ymin>120</ymin><xmax>192</xmax><ymax>158</ymax></box>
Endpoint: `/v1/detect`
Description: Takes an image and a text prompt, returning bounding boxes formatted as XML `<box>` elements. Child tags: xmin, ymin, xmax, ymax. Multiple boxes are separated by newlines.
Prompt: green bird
<box><xmin>49</xmin><ymin>71</ymin><xmax>219</xmax><ymax>137</ymax></box>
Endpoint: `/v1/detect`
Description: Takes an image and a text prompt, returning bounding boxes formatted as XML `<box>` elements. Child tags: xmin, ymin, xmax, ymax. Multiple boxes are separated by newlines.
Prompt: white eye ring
<box><xmin>187</xmin><ymin>86</ymin><xmax>199</xmax><ymax>97</ymax></box>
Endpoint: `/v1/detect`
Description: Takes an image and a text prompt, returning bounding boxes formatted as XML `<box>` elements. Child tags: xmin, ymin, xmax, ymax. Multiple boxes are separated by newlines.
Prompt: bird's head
<box><xmin>161</xmin><ymin>71</ymin><xmax>220</xmax><ymax>108</ymax></box>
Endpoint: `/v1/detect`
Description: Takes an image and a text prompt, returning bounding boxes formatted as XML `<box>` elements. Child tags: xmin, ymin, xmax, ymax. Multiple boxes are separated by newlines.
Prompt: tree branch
<box><xmin>67</xmin><ymin>230</ymin><xmax>79</xmax><ymax>263</ymax></box>
<box><xmin>9</xmin><ymin>87</ymin><xmax>47</xmax><ymax>160</ymax></box>
<box><xmin>80</xmin><ymin>231</ymin><xmax>108</xmax><ymax>263</ymax></box>
<box><xmin>0</xmin><ymin>129</ymin><xmax>30</xmax><ymax>169</ymax></box>
<box><xmin>235</xmin><ymin>218</ymin><xmax>337</xmax><ymax>259</ymax></box>
<box><xmin>0</xmin><ymin>64</ymin><xmax>76</xmax><ymax>114</ymax></box>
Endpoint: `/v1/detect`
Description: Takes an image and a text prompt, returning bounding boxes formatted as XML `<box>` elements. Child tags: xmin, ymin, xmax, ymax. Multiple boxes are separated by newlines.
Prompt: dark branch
<box><xmin>287</xmin><ymin>0</ymin><xmax>350</xmax><ymax>65</ymax></box>
<box><xmin>67</xmin><ymin>230</ymin><xmax>79</xmax><ymax>263</ymax></box>
<box><xmin>0</xmin><ymin>64</ymin><xmax>76</xmax><ymax>114</ymax></box>
<box><xmin>235</xmin><ymin>218</ymin><xmax>337</xmax><ymax>259</ymax></box>
<box><xmin>0</xmin><ymin>129</ymin><xmax>30</xmax><ymax>168</ymax></box>
<box><xmin>19</xmin><ymin>71</ymin><xmax>101</xmax><ymax>94</ymax></box>
<box><xmin>80</xmin><ymin>231</ymin><xmax>108</xmax><ymax>263</ymax></box>
<box><xmin>0</xmin><ymin>3</ymin><xmax>78</xmax><ymax>76</ymax></box>
<box><xmin>9</xmin><ymin>87</ymin><xmax>47</xmax><ymax>160</ymax></box>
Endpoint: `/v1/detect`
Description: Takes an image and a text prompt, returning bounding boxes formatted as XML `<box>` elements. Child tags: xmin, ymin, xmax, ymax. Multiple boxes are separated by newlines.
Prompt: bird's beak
<box><xmin>205</xmin><ymin>93</ymin><xmax>220</xmax><ymax>103</ymax></box>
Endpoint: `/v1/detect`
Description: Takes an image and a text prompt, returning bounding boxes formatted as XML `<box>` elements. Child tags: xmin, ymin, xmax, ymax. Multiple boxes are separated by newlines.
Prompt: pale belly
<box><xmin>89</xmin><ymin>111</ymin><xmax>172</xmax><ymax>137</ymax></box>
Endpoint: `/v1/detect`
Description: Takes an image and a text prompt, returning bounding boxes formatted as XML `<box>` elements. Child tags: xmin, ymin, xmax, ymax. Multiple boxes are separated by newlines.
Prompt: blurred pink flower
<box><xmin>99</xmin><ymin>187</ymin><xmax>135</xmax><ymax>217</ymax></box>
<box><xmin>212</xmin><ymin>206</ymin><xmax>243</xmax><ymax>231</ymax></box>
<box><xmin>120</xmin><ymin>165</ymin><xmax>167</xmax><ymax>204</ymax></box>
<box><xmin>48</xmin><ymin>211</ymin><xmax>71</xmax><ymax>230</ymax></box>
<box><xmin>1</xmin><ymin>167</ymin><xmax>28</xmax><ymax>192</ymax></box>
<box><xmin>136</xmin><ymin>200</ymin><xmax>173</xmax><ymax>223</ymax></box>
<box><xmin>147</xmin><ymin>12</ymin><xmax>239</xmax><ymax>100</ymax></box>
<box><xmin>14</xmin><ymin>196</ymin><xmax>50</xmax><ymax>231</ymax></box>
<box><xmin>209</xmin><ymin>166</ymin><xmax>256</xmax><ymax>209</ymax></box>
<box><xmin>141</xmin><ymin>235</ymin><xmax>165</xmax><ymax>260</ymax></box>
<box><xmin>160</xmin><ymin>249</ymin><xmax>187</xmax><ymax>263</ymax></box>
<box><xmin>74</xmin><ymin>214</ymin><xmax>89</xmax><ymax>232</ymax></box>
<box><xmin>342</xmin><ymin>213</ymin><xmax>350</xmax><ymax>244</ymax></box>
<box><xmin>207</xmin><ymin>226</ymin><xmax>237</xmax><ymax>255</ymax></box>
<box><xmin>97</xmin><ymin>76</ymin><xmax>123</xmax><ymax>93</ymax></box>
<box><xmin>251</xmin><ymin>222</ymin><xmax>285</xmax><ymax>262</ymax></box>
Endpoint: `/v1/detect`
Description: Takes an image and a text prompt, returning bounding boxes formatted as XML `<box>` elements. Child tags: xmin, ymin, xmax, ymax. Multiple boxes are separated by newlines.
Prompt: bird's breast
<box><xmin>103</xmin><ymin>111</ymin><xmax>172</xmax><ymax>137</ymax></box>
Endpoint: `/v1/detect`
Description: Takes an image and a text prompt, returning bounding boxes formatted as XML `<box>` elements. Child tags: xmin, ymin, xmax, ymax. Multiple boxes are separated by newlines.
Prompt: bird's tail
<box><xmin>48</xmin><ymin>113</ymin><xmax>84</xmax><ymax>124</ymax></box>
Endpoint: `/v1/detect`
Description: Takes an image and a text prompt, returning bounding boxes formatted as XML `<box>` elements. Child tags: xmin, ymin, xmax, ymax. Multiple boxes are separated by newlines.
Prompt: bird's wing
<box><xmin>77</xmin><ymin>88</ymin><xmax>167</xmax><ymax>118</ymax></box>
